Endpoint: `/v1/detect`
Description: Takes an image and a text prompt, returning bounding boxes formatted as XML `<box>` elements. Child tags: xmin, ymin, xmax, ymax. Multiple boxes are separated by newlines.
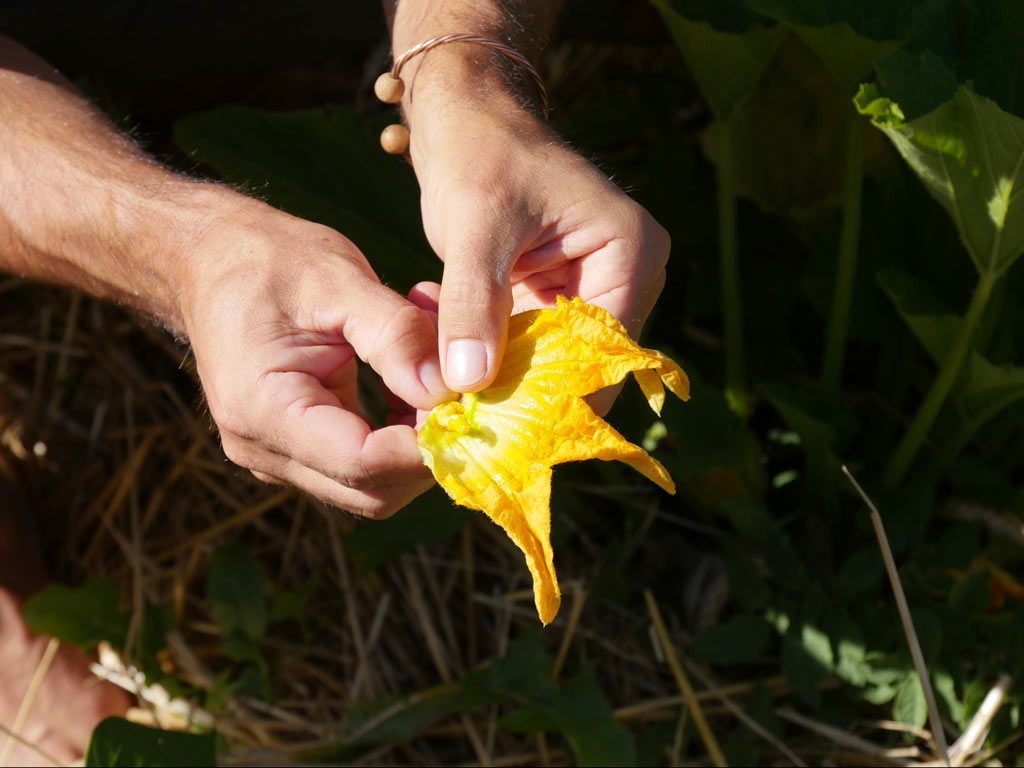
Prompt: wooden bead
<box><xmin>380</xmin><ymin>124</ymin><xmax>410</xmax><ymax>155</ymax></box>
<box><xmin>374</xmin><ymin>72</ymin><xmax>405</xmax><ymax>104</ymax></box>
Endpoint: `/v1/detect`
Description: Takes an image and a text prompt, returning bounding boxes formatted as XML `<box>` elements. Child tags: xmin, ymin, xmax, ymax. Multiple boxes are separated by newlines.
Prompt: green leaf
<box><xmin>344</xmin><ymin>487</ymin><xmax>472</xmax><ymax>572</ymax></box>
<box><xmin>834</xmin><ymin>628</ymin><xmax>870</xmax><ymax>687</ymax></box>
<box><xmin>877</xmin><ymin>267</ymin><xmax>961</xmax><ymax>364</ymax></box>
<box><xmin>269</xmin><ymin>578</ymin><xmax>317</xmax><ymax>624</ymax></box>
<box><xmin>833</xmin><ymin>548</ymin><xmax>884</xmax><ymax>597</ymax></box>
<box><xmin>892</xmin><ymin>672</ymin><xmax>927</xmax><ymax>729</ymax></box>
<box><xmin>651</xmin><ymin>0</ymin><xmax>786</xmax><ymax>121</ymax></box>
<box><xmin>746</xmin><ymin>0</ymin><xmax>907</xmax><ymax>90</ymax></box>
<box><xmin>206</xmin><ymin>544</ymin><xmax>267</xmax><ymax>641</ymax></box>
<box><xmin>500</xmin><ymin>668</ymin><xmax>636</xmax><ymax>767</ymax></box>
<box><xmin>22</xmin><ymin>579</ymin><xmax>129</xmax><ymax>651</ymax></box>
<box><xmin>948</xmin><ymin>567</ymin><xmax>991</xmax><ymax>615</ymax></box>
<box><xmin>877</xmin><ymin>268</ymin><xmax>1024</xmax><ymax>461</ymax></box>
<box><xmin>655</xmin><ymin>366</ymin><xmax>759</xmax><ymax>479</ymax></box>
<box><xmin>85</xmin><ymin>717</ymin><xmax>216</xmax><ymax>767</ymax></box>
<box><xmin>172</xmin><ymin>106</ymin><xmax>439</xmax><ymax>293</ymax></box>
<box><xmin>958</xmin><ymin>352</ymin><xmax>1024</xmax><ymax>431</ymax></box>
<box><xmin>908</xmin><ymin>0</ymin><xmax>1024</xmax><ymax>118</ymax></box>
<box><xmin>874</xmin><ymin>49</ymin><xmax>958</xmax><ymax>121</ymax></box>
<box><xmin>910</xmin><ymin>607</ymin><xmax>943</xmax><ymax>663</ymax></box>
<box><xmin>694</xmin><ymin>613</ymin><xmax>771</xmax><ymax>664</ymax></box>
<box><xmin>856</xmin><ymin>84</ymin><xmax>1024</xmax><ymax>278</ymax></box>
<box><xmin>933</xmin><ymin>668</ymin><xmax>964</xmax><ymax>724</ymax></box>
<box><xmin>782</xmin><ymin>622</ymin><xmax>834</xmax><ymax>708</ymax></box>
<box><xmin>698</xmin><ymin>37</ymin><xmax>854</xmax><ymax>215</ymax></box>
<box><xmin>322</xmin><ymin>632</ymin><xmax>633</xmax><ymax>766</ymax></box>
<box><xmin>793</xmin><ymin>23</ymin><xmax>901</xmax><ymax>91</ymax></box>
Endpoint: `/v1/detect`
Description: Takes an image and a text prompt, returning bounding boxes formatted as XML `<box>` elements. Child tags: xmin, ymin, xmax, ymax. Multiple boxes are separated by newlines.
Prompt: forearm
<box><xmin>386</xmin><ymin>0</ymin><xmax>563</xmax><ymax>157</ymax></box>
<box><xmin>0</xmin><ymin>35</ymin><xmax>235</xmax><ymax>334</ymax></box>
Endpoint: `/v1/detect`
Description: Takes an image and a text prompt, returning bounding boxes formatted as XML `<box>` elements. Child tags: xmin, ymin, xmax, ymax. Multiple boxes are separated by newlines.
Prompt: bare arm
<box><xmin>380</xmin><ymin>1</ymin><xmax>669</xmax><ymax>404</ymax></box>
<box><xmin>0</xmin><ymin>34</ymin><xmax>452</xmax><ymax>517</ymax></box>
<box><xmin>0</xmin><ymin>34</ymin><xmax>209</xmax><ymax>330</ymax></box>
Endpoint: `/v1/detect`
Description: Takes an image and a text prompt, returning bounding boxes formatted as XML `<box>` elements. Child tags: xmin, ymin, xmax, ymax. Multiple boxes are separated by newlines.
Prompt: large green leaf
<box><xmin>21</xmin><ymin>579</ymin><xmax>129</xmax><ymax>651</ymax></box>
<box><xmin>85</xmin><ymin>717</ymin><xmax>216</xmax><ymax>767</ymax></box>
<box><xmin>746</xmin><ymin>0</ymin><xmax>907</xmax><ymax>90</ymax></box>
<box><xmin>877</xmin><ymin>268</ymin><xmax>961</xmax><ymax>364</ymax></box>
<box><xmin>878</xmin><ymin>267</ymin><xmax>1024</xmax><ymax>459</ymax></box>
<box><xmin>699</xmin><ymin>37</ymin><xmax>854</xmax><ymax>215</ymax></box>
<box><xmin>856</xmin><ymin>82</ymin><xmax>1024</xmax><ymax>278</ymax></box>
<box><xmin>173</xmin><ymin>106</ymin><xmax>439</xmax><ymax>293</ymax></box>
<box><xmin>651</xmin><ymin>0</ymin><xmax>786</xmax><ymax>122</ymax></box>
<box><xmin>908</xmin><ymin>0</ymin><xmax>1024</xmax><ymax>118</ymax></box>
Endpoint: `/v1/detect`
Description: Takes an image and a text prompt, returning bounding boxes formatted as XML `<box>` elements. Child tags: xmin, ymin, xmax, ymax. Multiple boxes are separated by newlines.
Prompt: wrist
<box><xmin>398</xmin><ymin>45</ymin><xmax>551</xmax><ymax>169</ymax></box>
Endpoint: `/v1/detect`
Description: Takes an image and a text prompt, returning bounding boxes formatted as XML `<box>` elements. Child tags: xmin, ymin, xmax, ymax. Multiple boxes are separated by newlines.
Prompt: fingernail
<box><xmin>417</xmin><ymin>359</ymin><xmax>450</xmax><ymax>398</ymax></box>
<box><xmin>446</xmin><ymin>339</ymin><xmax>488</xmax><ymax>389</ymax></box>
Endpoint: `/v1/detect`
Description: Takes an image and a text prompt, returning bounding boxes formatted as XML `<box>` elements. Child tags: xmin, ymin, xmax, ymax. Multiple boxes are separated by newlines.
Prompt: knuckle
<box><xmin>352</xmin><ymin>496</ymin><xmax>399</xmax><ymax>520</ymax></box>
<box><xmin>221</xmin><ymin>433</ymin><xmax>256</xmax><ymax>470</ymax></box>
<box><xmin>376</xmin><ymin>304</ymin><xmax>432</xmax><ymax>356</ymax></box>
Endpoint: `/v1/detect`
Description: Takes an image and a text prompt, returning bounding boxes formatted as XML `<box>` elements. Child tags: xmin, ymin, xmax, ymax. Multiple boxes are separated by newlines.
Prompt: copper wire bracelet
<box><xmin>374</xmin><ymin>33</ymin><xmax>550</xmax><ymax>155</ymax></box>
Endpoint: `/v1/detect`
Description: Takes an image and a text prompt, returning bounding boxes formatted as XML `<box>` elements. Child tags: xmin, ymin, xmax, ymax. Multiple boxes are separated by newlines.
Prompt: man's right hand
<box><xmin>177</xmin><ymin>195</ymin><xmax>454</xmax><ymax>518</ymax></box>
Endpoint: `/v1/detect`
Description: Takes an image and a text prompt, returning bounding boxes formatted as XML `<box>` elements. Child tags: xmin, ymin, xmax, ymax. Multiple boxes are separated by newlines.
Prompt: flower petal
<box><xmin>418</xmin><ymin>296</ymin><xmax>689</xmax><ymax>624</ymax></box>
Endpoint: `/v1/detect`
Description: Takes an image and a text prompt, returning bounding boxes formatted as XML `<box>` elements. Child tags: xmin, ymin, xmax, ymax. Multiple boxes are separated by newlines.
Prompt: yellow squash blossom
<box><xmin>418</xmin><ymin>296</ymin><xmax>689</xmax><ymax>625</ymax></box>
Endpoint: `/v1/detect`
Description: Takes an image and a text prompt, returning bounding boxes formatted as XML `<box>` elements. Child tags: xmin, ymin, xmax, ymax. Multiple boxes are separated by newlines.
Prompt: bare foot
<box><xmin>0</xmin><ymin>457</ymin><xmax>130</xmax><ymax>765</ymax></box>
<box><xmin>0</xmin><ymin>590</ymin><xmax>131</xmax><ymax>765</ymax></box>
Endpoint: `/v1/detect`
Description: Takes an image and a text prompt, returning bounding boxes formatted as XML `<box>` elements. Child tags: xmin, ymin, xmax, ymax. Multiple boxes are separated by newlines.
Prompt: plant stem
<box><xmin>718</xmin><ymin>116</ymin><xmax>747</xmax><ymax>417</ymax></box>
<box><xmin>820</xmin><ymin>108</ymin><xmax>864</xmax><ymax>399</ymax></box>
<box><xmin>884</xmin><ymin>269</ymin><xmax>999</xmax><ymax>488</ymax></box>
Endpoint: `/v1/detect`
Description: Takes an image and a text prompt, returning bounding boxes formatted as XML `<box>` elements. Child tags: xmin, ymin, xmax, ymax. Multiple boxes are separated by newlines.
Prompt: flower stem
<box><xmin>884</xmin><ymin>269</ymin><xmax>998</xmax><ymax>488</ymax></box>
<box><xmin>820</xmin><ymin>108</ymin><xmax>864</xmax><ymax>399</ymax></box>
<box><xmin>718</xmin><ymin>116</ymin><xmax>747</xmax><ymax>417</ymax></box>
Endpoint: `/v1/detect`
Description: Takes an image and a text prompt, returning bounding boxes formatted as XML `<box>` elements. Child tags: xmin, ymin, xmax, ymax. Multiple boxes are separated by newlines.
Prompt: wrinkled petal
<box><xmin>419</xmin><ymin>296</ymin><xmax>690</xmax><ymax>624</ymax></box>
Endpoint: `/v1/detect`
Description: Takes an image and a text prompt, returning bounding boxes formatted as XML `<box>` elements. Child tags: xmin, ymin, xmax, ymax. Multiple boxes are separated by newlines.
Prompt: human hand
<box><xmin>178</xmin><ymin>195</ymin><xmax>453</xmax><ymax>518</ymax></box>
<box><xmin>405</xmin><ymin>71</ymin><xmax>670</xmax><ymax>413</ymax></box>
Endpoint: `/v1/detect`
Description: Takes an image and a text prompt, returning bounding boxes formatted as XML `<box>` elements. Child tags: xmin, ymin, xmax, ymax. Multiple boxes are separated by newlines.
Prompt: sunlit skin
<box><xmin>418</xmin><ymin>298</ymin><xmax>689</xmax><ymax>624</ymax></box>
<box><xmin>0</xmin><ymin>0</ymin><xmax>668</xmax><ymax>758</ymax></box>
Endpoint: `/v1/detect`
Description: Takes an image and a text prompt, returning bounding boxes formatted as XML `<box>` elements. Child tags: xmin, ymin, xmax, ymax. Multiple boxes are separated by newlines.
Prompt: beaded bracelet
<box><xmin>374</xmin><ymin>33</ymin><xmax>550</xmax><ymax>155</ymax></box>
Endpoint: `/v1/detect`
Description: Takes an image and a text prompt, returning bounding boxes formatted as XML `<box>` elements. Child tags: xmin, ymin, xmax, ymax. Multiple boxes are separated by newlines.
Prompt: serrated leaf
<box><xmin>22</xmin><ymin>579</ymin><xmax>129</xmax><ymax>652</ymax></box>
<box><xmin>206</xmin><ymin>544</ymin><xmax>267</xmax><ymax>642</ymax></box>
<box><xmin>85</xmin><ymin>717</ymin><xmax>216</xmax><ymax>767</ymax></box>
<box><xmin>856</xmin><ymin>84</ymin><xmax>1024</xmax><ymax>278</ymax></box>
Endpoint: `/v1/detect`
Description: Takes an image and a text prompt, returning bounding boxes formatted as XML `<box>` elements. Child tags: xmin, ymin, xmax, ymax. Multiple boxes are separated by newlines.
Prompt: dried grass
<box><xmin>0</xmin><ymin>284</ymin><xmax>1014</xmax><ymax>766</ymax></box>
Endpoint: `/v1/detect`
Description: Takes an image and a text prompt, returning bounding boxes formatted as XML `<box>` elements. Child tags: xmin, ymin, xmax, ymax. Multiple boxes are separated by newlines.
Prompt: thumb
<box><xmin>340</xmin><ymin>271</ymin><xmax>453</xmax><ymax>411</ymax></box>
<box><xmin>437</xmin><ymin>247</ymin><xmax>514</xmax><ymax>392</ymax></box>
